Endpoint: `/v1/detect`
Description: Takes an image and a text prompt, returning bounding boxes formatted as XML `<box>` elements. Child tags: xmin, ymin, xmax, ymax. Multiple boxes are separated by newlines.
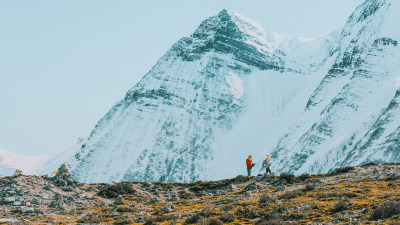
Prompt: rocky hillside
<box><xmin>1</xmin><ymin>163</ymin><xmax>399</xmax><ymax>224</ymax></box>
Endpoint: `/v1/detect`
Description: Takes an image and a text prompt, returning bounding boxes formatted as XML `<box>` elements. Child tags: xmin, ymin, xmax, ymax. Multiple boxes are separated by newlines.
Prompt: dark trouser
<box><xmin>247</xmin><ymin>168</ymin><xmax>252</xmax><ymax>176</ymax></box>
<box><xmin>265</xmin><ymin>167</ymin><xmax>271</xmax><ymax>174</ymax></box>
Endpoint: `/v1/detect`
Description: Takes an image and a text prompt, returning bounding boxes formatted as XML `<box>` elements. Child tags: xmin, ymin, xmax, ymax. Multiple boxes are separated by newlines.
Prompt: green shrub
<box><xmin>371</xmin><ymin>201</ymin><xmax>400</xmax><ymax>220</ymax></box>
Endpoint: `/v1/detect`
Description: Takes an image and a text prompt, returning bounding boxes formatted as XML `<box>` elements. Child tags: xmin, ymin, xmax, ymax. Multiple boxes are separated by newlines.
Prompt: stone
<box><xmin>164</xmin><ymin>202</ymin><xmax>175</xmax><ymax>212</ymax></box>
<box><xmin>41</xmin><ymin>194</ymin><xmax>51</xmax><ymax>200</ymax></box>
<box><xmin>75</xmin><ymin>200</ymin><xmax>84</xmax><ymax>205</ymax></box>
<box><xmin>166</xmin><ymin>197</ymin><xmax>178</xmax><ymax>202</ymax></box>
<box><xmin>145</xmin><ymin>198</ymin><xmax>159</xmax><ymax>205</ymax></box>
<box><xmin>314</xmin><ymin>179</ymin><xmax>324</xmax><ymax>186</ymax></box>
<box><xmin>13</xmin><ymin>201</ymin><xmax>22</xmax><ymax>206</ymax></box>
<box><xmin>84</xmin><ymin>195</ymin><xmax>94</xmax><ymax>200</ymax></box>
<box><xmin>30</xmin><ymin>198</ymin><xmax>40</xmax><ymax>205</ymax></box>
<box><xmin>43</xmin><ymin>185</ymin><xmax>51</xmax><ymax>191</ymax></box>
<box><xmin>62</xmin><ymin>186</ymin><xmax>73</xmax><ymax>192</ymax></box>
<box><xmin>54</xmin><ymin>193</ymin><xmax>62</xmax><ymax>201</ymax></box>
<box><xmin>21</xmin><ymin>207</ymin><xmax>34</xmax><ymax>213</ymax></box>
<box><xmin>275</xmin><ymin>186</ymin><xmax>285</xmax><ymax>192</ymax></box>
<box><xmin>235</xmin><ymin>175</ymin><xmax>248</xmax><ymax>183</ymax></box>
<box><xmin>244</xmin><ymin>184</ymin><xmax>258</xmax><ymax>192</ymax></box>
<box><xmin>4</xmin><ymin>196</ymin><xmax>15</xmax><ymax>202</ymax></box>
<box><xmin>114</xmin><ymin>195</ymin><xmax>124</xmax><ymax>205</ymax></box>
<box><xmin>95</xmin><ymin>201</ymin><xmax>105</xmax><ymax>207</ymax></box>
<box><xmin>252</xmin><ymin>175</ymin><xmax>264</xmax><ymax>182</ymax></box>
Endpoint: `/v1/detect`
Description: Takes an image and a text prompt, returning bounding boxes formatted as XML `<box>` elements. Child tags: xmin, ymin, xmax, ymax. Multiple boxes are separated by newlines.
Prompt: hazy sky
<box><xmin>0</xmin><ymin>0</ymin><xmax>364</xmax><ymax>155</ymax></box>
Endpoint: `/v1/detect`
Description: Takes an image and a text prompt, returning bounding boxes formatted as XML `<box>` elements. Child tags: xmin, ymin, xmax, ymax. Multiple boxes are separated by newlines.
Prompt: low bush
<box><xmin>199</xmin><ymin>218</ymin><xmax>223</xmax><ymax>225</ymax></box>
<box><xmin>185</xmin><ymin>214</ymin><xmax>202</xmax><ymax>224</ymax></box>
<box><xmin>113</xmin><ymin>218</ymin><xmax>131</xmax><ymax>225</ymax></box>
<box><xmin>329</xmin><ymin>166</ymin><xmax>354</xmax><ymax>175</ymax></box>
<box><xmin>144</xmin><ymin>215</ymin><xmax>157</xmax><ymax>225</ymax></box>
<box><xmin>97</xmin><ymin>182</ymin><xmax>136</xmax><ymax>198</ymax></box>
<box><xmin>77</xmin><ymin>214</ymin><xmax>108</xmax><ymax>223</ymax></box>
<box><xmin>218</xmin><ymin>213</ymin><xmax>235</xmax><ymax>223</ymax></box>
<box><xmin>116</xmin><ymin>206</ymin><xmax>133</xmax><ymax>213</ymax></box>
<box><xmin>221</xmin><ymin>204</ymin><xmax>235</xmax><ymax>211</ymax></box>
<box><xmin>279</xmin><ymin>173</ymin><xmax>297</xmax><ymax>184</ymax></box>
<box><xmin>255</xmin><ymin>213</ymin><xmax>286</xmax><ymax>225</ymax></box>
<box><xmin>371</xmin><ymin>201</ymin><xmax>400</xmax><ymax>220</ymax></box>
<box><xmin>297</xmin><ymin>173</ymin><xmax>311</xmax><ymax>181</ymax></box>
<box><xmin>302</xmin><ymin>184</ymin><xmax>316</xmax><ymax>192</ymax></box>
<box><xmin>343</xmin><ymin>192</ymin><xmax>357</xmax><ymax>198</ymax></box>
<box><xmin>279</xmin><ymin>190</ymin><xmax>302</xmax><ymax>200</ymax></box>
<box><xmin>331</xmin><ymin>200</ymin><xmax>350</xmax><ymax>213</ymax></box>
<box><xmin>259</xmin><ymin>194</ymin><xmax>275</xmax><ymax>204</ymax></box>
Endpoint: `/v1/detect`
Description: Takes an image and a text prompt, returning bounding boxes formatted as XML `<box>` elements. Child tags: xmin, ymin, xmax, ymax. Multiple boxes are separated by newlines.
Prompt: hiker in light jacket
<box><xmin>263</xmin><ymin>155</ymin><xmax>272</xmax><ymax>175</ymax></box>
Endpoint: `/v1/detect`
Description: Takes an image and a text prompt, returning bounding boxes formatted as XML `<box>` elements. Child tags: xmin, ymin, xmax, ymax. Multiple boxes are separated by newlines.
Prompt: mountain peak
<box><xmin>191</xmin><ymin>9</ymin><xmax>267</xmax><ymax>47</ymax></box>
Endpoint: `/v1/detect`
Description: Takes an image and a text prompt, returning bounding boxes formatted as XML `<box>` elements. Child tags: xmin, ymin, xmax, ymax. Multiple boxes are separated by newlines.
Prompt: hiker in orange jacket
<box><xmin>246</xmin><ymin>155</ymin><xmax>255</xmax><ymax>176</ymax></box>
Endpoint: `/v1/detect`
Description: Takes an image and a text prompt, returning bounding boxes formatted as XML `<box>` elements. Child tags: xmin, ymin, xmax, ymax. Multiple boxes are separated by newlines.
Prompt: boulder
<box><xmin>252</xmin><ymin>175</ymin><xmax>264</xmax><ymax>182</ymax></box>
<box><xmin>164</xmin><ymin>202</ymin><xmax>175</xmax><ymax>212</ymax></box>
<box><xmin>30</xmin><ymin>198</ymin><xmax>40</xmax><ymax>205</ymax></box>
<box><xmin>3</xmin><ymin>197</ymin><xmax>16</xmax><ymax>203</ymax></box>
<box><xmin>13</xmin><ymin>201</ymin><xmax>22</xmax><ymax>206</ymax></box>
<box><xmin>21</xmin><ymin>207</ymin><xmax>34</xmax><ymax>213</ymax></box>
<box><xmin>244</xmin><ymin>184</ymin><xmax>258</xmax><ymax>192</ymax></box>
<box><xmin>235</xmin><ymin>175</ymin><xmax>248</xmax><ymax>183</ymax></box>
<box><xmin>314</xmin><ymin>179</ymin><xmax>324</xmax><ymax>186</ymax></box>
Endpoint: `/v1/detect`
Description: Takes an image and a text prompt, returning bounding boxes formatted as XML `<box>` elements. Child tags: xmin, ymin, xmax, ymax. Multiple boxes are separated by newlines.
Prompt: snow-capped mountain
<box><xmin>65</xmin><ymin>9</ymin><xmax>337</xmax><ymax>183</ymax></box>
<box><xmin>0</xmin><ymin>137</ymin><xmax>85</xmax><ymax>177</ymax></box>
<box><xmin>0</xmin><ymin>148</ymin><xmax>51</xmax><ymax>176</ymax></box>
<box><xmin>271</xmin><ymin>0</ymin><xmax>400</xmax><ymax>174</ymax></box>
<box><xmin>65</xmin><ymin>0</ymin><xmax>399</xmax><ymax>183</ymax></box>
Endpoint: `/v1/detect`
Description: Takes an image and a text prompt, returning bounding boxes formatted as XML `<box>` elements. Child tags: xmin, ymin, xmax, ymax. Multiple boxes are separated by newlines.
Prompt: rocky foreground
<box><xmin>0</xmin><ymin>164</ymin><xmax>399</xmax><ymax>224</ymax></box>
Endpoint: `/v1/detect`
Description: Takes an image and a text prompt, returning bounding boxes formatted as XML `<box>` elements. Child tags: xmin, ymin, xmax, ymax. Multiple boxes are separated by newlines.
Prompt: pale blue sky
<box><xmin>0</xmin><ymin>0</ymin><xmax>364</xmax><ymax>155</ymax></box>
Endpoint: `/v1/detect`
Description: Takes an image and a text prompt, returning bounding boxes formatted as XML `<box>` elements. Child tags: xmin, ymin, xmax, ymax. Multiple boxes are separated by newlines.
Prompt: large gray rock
<box><xmin>13</xmin><ymin>201</ymin><xmax>22</xmax><ymax>206</ymax></box>
<box><xmin>164</xmin><ymin>202</ymin><xmax>175</xmax><ymax>212</ymax></box>
<box><xmin>21</xmin><ymin>207</ymin><xmax>34</xmax><ymax>213</ymax></box>
<box><xmin>3</xmin><ymin>197</ymin><xmax>15</xmax><ymax>203</ymax></box>
<box><xmin>252</xmin><ymin>175</ymin><xmax>264</xmax><ymax>182</ymax></box>
<box><xmin>235</xmin><ymin>175</ymin><xmax>248</xmax><ymax>184</ymax></box>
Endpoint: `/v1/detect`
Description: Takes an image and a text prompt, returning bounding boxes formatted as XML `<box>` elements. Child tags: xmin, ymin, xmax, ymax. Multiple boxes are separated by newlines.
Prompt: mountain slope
<box><xmin>63</xmin><ymin>0</ymin><xmax>399</xmax><ymax>183</ymax></box>
<box><xmin>271</xmin><ymin>0</ymin><xmax>400</xmax><ymax>175</ymax></box>
<box><xmin>67</xmin><ymin>9</ymin><xmax>337</xmax><ymax>183</ymax></box>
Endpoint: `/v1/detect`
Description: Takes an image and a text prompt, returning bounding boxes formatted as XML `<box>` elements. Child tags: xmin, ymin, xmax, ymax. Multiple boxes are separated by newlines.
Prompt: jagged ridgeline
<box><xmin>66</xmin><ymin>0</ymin><xmax>400</xmax><ymax>183</ymax></box>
